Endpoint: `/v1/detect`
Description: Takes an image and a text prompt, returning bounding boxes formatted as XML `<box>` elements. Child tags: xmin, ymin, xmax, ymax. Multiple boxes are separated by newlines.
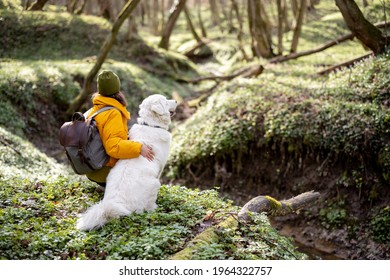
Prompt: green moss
<box><xmin>167</xmin><ymin>52</ymin><xmax>390</xmax><ymax>190</ymax></box>
<box><xmin>378</xmin><ymin>146</ymin><xmax>390</xmax><ymax>184</ymax></box>
<box><xmin>0</xmin><ymin>0</ymin><xmax>22</xmax><ymax>10</ymax></box>
<box><xmin>0</xmin><ymin>8</ymin><xmax>110</xmax><ymax>59</ymax></box>
<box><xmin>265</xmin><ymin>196</ymin><xmax>282</xmax><ymax>210</ymax></box>
<box><xmin>0</xmin><ymin>127</ymin><xmax>66</xmax><ymax>179</ymax></box>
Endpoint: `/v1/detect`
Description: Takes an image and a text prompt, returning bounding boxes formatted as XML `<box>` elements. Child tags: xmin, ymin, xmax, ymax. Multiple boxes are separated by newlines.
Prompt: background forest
<box><xmin>0</xmin><ymin>0</ymin><xmax>389</xmax><ymax>260</ymax></box>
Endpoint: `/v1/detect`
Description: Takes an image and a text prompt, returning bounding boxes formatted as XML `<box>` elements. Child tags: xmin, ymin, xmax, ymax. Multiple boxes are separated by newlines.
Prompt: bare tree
<box><xmin>98</xmin><ymin>0</ymin><xmax>114</xmax><ymax>21</ymax></box>
<box><xmin>184</xmin><ymin>6</ymin><xmax>202</xmax><ymax>43</ymax></box>
<box><xmin>22</xmin><ymin>0</ymin><xmax>32</xmax><ymax>10</ymax></box>
<box><xmin>197</xmin><ymin>0</ymin><xmax>207</xmax><ymax>37</ymax></box>
<box><xmin>159</xmin><ymin>0</ymin><xmax>187</xmax><ymax>50</ymax></box>
<box><xmin>66</xmin><ymin>0</ymin><xmax>141</xmax><ymax>115</ymax></box>
<box><xmin>66</xmin><ymin>0</ymin><xmax>88</xmax><ymax>14</ymax></box>
<box><xmin>248</xmin><ymin>0</ymin><xmax>274</xmax><ymax>58</ymax></box>
<box><xmin>276</xmin><ymin>0</ymin><xmax>285</xmax><ymax>55</ymax></box>
<box><xmin>231</xmin><ymin>0</ymin><xmax>249</xmax><ymax>60</ymax></box>
<box><xmin>151</xmin><ymin>0</ymin><xmax>160</xmax><ymax>34</ymax></box>
<box><xmin>209</xmin><ymin>0</ymin><xmax>220</xmax><ymax>26</ymax></box>
<box><xmin>335</xmin><ymin>0</ymin><xmax>388</xmax><ymax>54</ymax></box>
<box><xmin>28</xmin><ymin>0</ymin><xmax>49</xmax><ymax>10</ymax></box>
<box><xmin>160</xmin><ymin>0</ymin><xmax>166</xmax><ymax>34</ymax></box>
<box><xmin>290</xmin><ymin>0</ymin><xmax>306</xmax><ymax>53</ymax></box>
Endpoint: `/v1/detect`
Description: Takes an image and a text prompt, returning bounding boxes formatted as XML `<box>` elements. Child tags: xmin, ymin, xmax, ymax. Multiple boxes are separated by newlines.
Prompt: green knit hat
<box><xmin>97</xmin><ymin>70</ymin><xmax>120</xmax><ymax>96</ymax></box>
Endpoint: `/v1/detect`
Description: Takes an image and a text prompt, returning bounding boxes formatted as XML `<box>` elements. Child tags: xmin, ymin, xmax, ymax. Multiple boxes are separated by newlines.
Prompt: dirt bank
<box><xmin>168</xmin><ymin>146</ymin><xmax>390</xmax><ymax>260</ymax></box>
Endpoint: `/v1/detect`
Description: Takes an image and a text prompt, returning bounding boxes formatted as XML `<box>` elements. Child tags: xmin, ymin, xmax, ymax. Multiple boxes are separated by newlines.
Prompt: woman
<box><xmin>86</xmin><ymin>70</ymin><xmax>154</xmax><ymax>187</ymax></box>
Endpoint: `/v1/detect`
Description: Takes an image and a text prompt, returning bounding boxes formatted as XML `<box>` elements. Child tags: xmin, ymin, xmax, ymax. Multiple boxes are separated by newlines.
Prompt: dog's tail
<box><xmin>76</xmin><ymin>201</ymin><xmax>127</xmax><ymax>231</ymax></box>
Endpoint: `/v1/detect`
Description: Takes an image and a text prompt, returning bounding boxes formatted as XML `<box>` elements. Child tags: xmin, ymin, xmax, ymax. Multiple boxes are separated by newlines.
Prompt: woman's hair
<box><xmin>92</xmin><ymin>92</ymin><xmax>128</xmax><ymax>106</ymax></box>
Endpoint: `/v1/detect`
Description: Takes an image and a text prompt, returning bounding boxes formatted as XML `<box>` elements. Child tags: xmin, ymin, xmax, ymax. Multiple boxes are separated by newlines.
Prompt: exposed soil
<box><xmin>167</xmin><ymin>145</ymin><xmax>390</xmax><ymax>260</ymax></box>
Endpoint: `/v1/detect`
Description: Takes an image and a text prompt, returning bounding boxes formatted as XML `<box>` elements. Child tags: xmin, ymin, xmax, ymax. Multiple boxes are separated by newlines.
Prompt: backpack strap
<box><xmin>88</xmin><ymin>106</ymin><xmax>116</xmax><ymax>120</ymax></box>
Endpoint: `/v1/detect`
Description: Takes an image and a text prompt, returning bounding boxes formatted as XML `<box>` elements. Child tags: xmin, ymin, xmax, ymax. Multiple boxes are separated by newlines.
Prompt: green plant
<box><xmin>319</xmin><ymin>200</ymin><xmax>348</xmax><ymax>229</ymax></box>
<box><xmin>370</xmin><ymin>206</ymin><xmax>390</xmax><ymax>243</ymax></box>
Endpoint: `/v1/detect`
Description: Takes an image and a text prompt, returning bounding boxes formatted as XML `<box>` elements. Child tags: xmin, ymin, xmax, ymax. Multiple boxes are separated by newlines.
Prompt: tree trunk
<box><xmin>291</xmin><ymin>0</ymin><xmax>299</xmax><ymax>19</ymax></box>
<box><xmin>159</xmin><ymin>0</ymin><xmax>187</xmax><ymax>50</ymax></box>
<box><xmin>160</xmin><ymin>0</ymin><xmax>166</xmax><ymax>35</ymax></box>
<box><xmin>277</xmin><ymin>0</ymin><xmax>285</xmax><ymax>55</ymax></box>
<box><xmin>66</xmin><ymin>0</ymin><xmax>141</xmax><ymax>115</ymax></box>
<box><xmin>290</xmin><ymin>0</ymin><xmax>306</xmax><ymax>53</ymax></box>
<box><xmin>122</xmin><ymin>0</ymin><xmax>137</xmax><ymax>39</ymax></box>
<box><xmin>184</xmin><ymin>6</ymin><xmax>202</xmax><ymax>43</ymax></box>
<box><xmin>209</xmin><ymin>0</ymin><xmax>220</xmax><ymax>26</ymax></box>
<box><xmin>283</xmin><ymin>0</ymin><xmax>292</xmax><ymax>31</ymax></box>
<box><xmin>197</xmin><ymin>0</ymin><xmax>207</xmax><ymax>37</ymax></box>
<box><xmin>125</xmin><ymin>15</ymin><xmax>138</xmax><ymax>39</ymax></box>
<box><xmin>151</xmin><ymin>0</ymin><xmax>160</xmax><ymax>35</ymax></box>
<box><xmin>335</xmin><ymin>0</ymin><xmax>388</xmax><ymax>54</ymax></box>
<box><xmin>28</xmin><ymin>0</ymin><xmax>49</xmax><ymax>11</ymax></box>
<box><xmin>219</xmin><ymin>0</ymin><xmax>229</xmax><ymax>20</ymax></box>
<box><xmin>248</xmin><ymin>0</ymin><xmax>274</xmax><ymax>58</ymax></box>
<box><xmin>23</xmin><ymin>0</ymin><xmax>32</xmax><ymax>10</ymax></box>
<box><xmin>231</xmin><ymin>0</ymin><xmax>249</xmax><ymax>60</ymax></box>
<box><xmin>75</xmin><ymin>0</ymin><xmax>89</xmax><ymax>15</ymax></box>
<box><xmin>98</xmin><ymin>0</ymin><xmax>114</xmax><ymax>21</ymax></box>
<box><xmin>69</xmin><ymin>0</ymin><xmax>78</xmax><ymax>13</ymax></box>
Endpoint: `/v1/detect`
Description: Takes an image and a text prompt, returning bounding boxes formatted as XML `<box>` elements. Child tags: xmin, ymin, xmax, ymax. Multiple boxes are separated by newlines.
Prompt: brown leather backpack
<box><xmin>59</xmin><ymin>107</ymin><xmax>114</xmax><ymax>175</ymax></box>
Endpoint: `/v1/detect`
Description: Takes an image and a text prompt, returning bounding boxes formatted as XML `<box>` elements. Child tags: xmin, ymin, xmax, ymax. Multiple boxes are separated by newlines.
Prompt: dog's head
<box><xmin>138</xmin><ymin>94</ymin><xmax>177</xmax><ymax>129</ymax></box>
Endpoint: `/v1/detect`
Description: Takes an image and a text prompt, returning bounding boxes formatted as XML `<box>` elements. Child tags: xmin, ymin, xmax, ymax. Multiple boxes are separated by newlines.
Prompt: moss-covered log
<box><xmin>170</xmin><ymin>191</ymin><xmax>320</xmax><ymax>260</ymax></box>
<box><xmin>238</xmin><ymin>190</ymin><xmax>320</xmax><ymax>222</ymax></box>
<box><xmin>169</xmin><ymin>215</ymin><xmax>238</xmax><ymax>260</ymax></box>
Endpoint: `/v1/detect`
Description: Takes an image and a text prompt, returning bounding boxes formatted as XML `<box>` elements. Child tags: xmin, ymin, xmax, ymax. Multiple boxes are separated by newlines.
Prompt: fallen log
<box><xmin>187</xmin><ymin>64</ymin><xmax>264</xmax><ymax>84</ymax></box>
<box><xmin>270</xmin><ymin>33</ymin><xmax>355</xmax><ymax>64</ymax></box>
<box><xmin>269</xmin><ymin>21</ymin><xmax>390</xmax><ymax>64</ymax></box>
<box><xmin>169</xmin><ymin>190</ymin><xmax>320</xmax><ymax>260</ymax></box>
<box><xmin>183</xmin><ymin>64</ymin><xmax>264</xmax><ymax>107</ymax></box>
<box><xmin>317</xmin><ymin>52</ymin><xmax>373</xmax><ymax>75</ymax></box>
<box><xmin>238</xmin><ymin>190</ymin><xmax>320</xmax><ymax>222</ymax></box>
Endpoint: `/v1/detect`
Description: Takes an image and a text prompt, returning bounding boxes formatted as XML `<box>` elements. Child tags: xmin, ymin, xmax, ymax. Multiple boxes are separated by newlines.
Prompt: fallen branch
<box><xmin>317</xmin><ymin>52</ymin><xmax>373</xmax><ymax>75</ymax></box>
<box><xmin>270</xmin><ymin>33</ymin><xmax>355</xmax><ymax>64</ymax></box>
<box><xmin>170</xmin><ymin>190</ymin><xmax>320</xmax><ymax>260</ymax></box>
<box><xmin>187</xmin><ymin>64</ymin><xmax>264</xmax><ymax>84</ymax></box>
<box><xmin>269</xmin><ymin>21</ymin><xmax>390</xmax><ymax>64</ymax></box>
<box><xmin>238</xmin><ymin>190</ymin><xmax>320</xmax><ymax>222</ymax></box>
<box><xmin>183</xmin><ymin>65</ymin><xmax>264</xmax><ymax>107</ymax></box>
<box><xmin>0</xmin><ymin>136</ymin><xmax>22</xmax><ymax>156</ymax></box>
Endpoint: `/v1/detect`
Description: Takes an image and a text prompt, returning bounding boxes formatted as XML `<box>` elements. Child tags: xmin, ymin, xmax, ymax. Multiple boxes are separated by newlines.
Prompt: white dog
<box><xmin>76</xmin><ymin>94</ymin><xmax>177</xmax><ymax>231</ymax></box>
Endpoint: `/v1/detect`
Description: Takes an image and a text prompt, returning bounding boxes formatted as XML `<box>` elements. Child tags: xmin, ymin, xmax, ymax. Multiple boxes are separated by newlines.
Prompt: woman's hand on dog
<box><xmin>140</xmin><ymin>144</ymin><xmax>155</xmax><ymax>161</ymax></box>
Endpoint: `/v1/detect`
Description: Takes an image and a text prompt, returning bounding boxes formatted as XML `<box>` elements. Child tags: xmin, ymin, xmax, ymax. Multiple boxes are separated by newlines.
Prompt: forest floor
<box><xmin>3</xmin><ymin>0</ymin><xmax>388</xmax><ymax>260</ymax></box>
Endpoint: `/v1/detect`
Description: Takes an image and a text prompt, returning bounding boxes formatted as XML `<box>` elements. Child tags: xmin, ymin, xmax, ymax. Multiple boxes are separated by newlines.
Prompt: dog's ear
<box><xmin>151</xmin><ymin>104</ymin><xmax>165</xmax><ymax>115</ymax></box>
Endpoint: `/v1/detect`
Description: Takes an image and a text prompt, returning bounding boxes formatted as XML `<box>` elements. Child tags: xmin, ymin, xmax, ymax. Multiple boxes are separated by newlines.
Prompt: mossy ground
<box><xmin>0</xmin><ymin>127</ymin><xmax>304</xmax><ymax>260</ymax></box>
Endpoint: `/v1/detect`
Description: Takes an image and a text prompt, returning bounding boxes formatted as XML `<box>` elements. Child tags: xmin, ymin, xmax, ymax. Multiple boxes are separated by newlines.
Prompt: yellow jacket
<box><xmin>87</xmin><ymin>94</ymin><xmax>142</xmax><ymax>167</ymax></box>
